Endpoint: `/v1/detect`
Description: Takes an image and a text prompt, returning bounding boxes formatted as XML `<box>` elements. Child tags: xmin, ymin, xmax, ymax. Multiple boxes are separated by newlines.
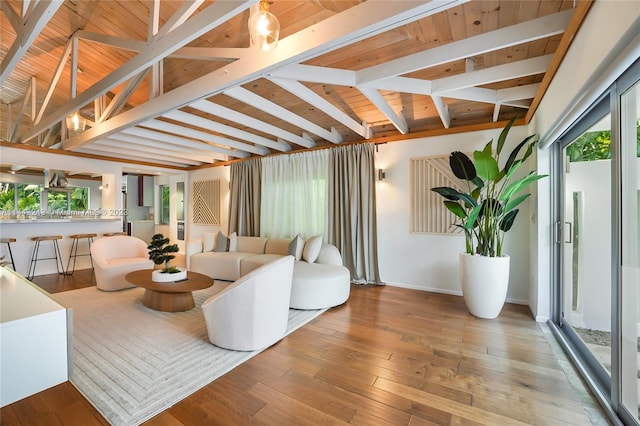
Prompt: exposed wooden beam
<box><xmin>269</xmin><ymin>77</ymin><xmax>370</xmax><ymax>139</ymax></box>
<box><xmin>163</xmin><ymin>110</ymin><xmax>291</xmax><ymax>152</ymax></box>
<box><xmin>225</xmin><ymin>86</ymin><xmax>343</xmax><ymax>144</ymax></box>
<box><xmin>120</xmin><ymin>124</ymin><xmax>250</xmax><ymax>159</ymax></box>
<box><xmin>357</xmin><ymin>9</ymin><xmax>573</xmax><ymax>85</ymax></box>
<box><xmin>140</xmin><ymin>117</ymin><xmax>269</xmax><ymax>156</ymax></box>
<box><xmin>432</xmin><ymin>96</ymin><xmax>450</xmax><ymax>128</ymax></box>
<box><xmin>0</xmin><ymin>0</ymin><xmax>63</xmax><ymax>85</ymax></box>
<box><xmin>431</xmin><ymin>55</ymin><xmax>553</xmax><ymax>94</ymax></box>
<box><xmin>25</xmin><ymin>0</ymin><xmax>255</xmax><ymax>143</ymax></box>
<box><xmin>190</xmin><ymin>100</ymin><xmax>316</xmax><ymax>149</ymax></box>
<box><xmin>61</xmin><ymin>0</ymin><xmax>467</xmax><ymax>151</ymax></box>
<box><xmin>359</xmin><ymin>86</ymin><xmax>408</xmax><ymax>134</ymax></box>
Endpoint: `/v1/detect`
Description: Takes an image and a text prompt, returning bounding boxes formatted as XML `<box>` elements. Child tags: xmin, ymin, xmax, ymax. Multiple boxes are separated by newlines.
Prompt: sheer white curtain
<box><xmin>260</xmin><ymin>150</ymin><xmax>329</xmax><ymax>239</ymax></box>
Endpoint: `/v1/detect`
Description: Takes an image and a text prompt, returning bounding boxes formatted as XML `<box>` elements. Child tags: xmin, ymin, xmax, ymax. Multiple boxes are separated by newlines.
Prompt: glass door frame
<box><xmin>549</xmin><ymin>58</ymin><xmax>640</xmax><ymax>426</ymax></box>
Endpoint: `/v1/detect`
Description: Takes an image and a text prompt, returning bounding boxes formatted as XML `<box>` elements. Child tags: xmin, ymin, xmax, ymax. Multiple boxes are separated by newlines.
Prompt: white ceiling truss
<box><xmin>0</xmin><ymin>1</ymin><xmax>579</xmax><ymax>169</ymax></box>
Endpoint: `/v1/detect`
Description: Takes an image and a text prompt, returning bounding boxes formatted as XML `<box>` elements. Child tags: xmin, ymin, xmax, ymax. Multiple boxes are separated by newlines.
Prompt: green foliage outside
<box><xmin>566</xmin><ymin>119</ymin><xmax>640</xmax><ymax>162</ymax></box>
<box><xmin>0</xmin><ymin>183</ymin><xmax>89</xmax><ymax>212</ymax></box>
<box><xmin>17</xmin><ymin>184</ymin><xmax>41</xmax><ymax>211</ymax></box>
<box><xmin>160</xmin><ymin>185</ymin><xmax>170</xmax><ymax>224</ymax></box>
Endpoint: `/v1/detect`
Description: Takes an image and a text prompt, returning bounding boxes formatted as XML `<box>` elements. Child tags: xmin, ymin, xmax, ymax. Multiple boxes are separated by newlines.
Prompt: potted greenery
<box><xmin>147</xmin><ymin>233</ymin><xmax>185</xmax><ymax>282</ymax></box>
<box><xmin>431</xmin><ymin>118</ymin><xmax>547</xmax><ymax>318</ymax></box>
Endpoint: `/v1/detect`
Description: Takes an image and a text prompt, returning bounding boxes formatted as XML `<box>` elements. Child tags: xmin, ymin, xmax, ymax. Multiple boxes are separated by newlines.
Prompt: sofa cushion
<box><xmin>190</xmin><ymin>251</ymin><xmax>253</xmax><ymax>281</ymax></box>
<box><xmin>302</xmin><ymin>235</ymin><xmax>322</xmax><ymax>263</ymax></box>
<box><xmin>236</xmin><ymin>236</ymin><xmax>268</xmax><ymax>254</ymax></box>
<box><xmin>264</xmin><ymin>238</ymin><xmax>290</xmax><ymax>255</ymax></box>
<box><xmin>203</xmin><ymin>232</ymin><xmax>217</xmax><ymax>252</ymax></box>
<box><xmin>288</xmin><ymin>234</ymin><xmax>304</xmax><ymax>261</ymax></box>
<box><xmin>240</xmin><ymin>253</ymin><xmax>284</xmax><ymax>276</ymax></box>
<box><xmin>215</xmin><ymin>231</ymin><xmax>229</xmax><ymax>252</ymax></box>
<box><xmin>290</xmin><ymin>261</ymin><xmax>350</xmax><ymax>309</ymax></box>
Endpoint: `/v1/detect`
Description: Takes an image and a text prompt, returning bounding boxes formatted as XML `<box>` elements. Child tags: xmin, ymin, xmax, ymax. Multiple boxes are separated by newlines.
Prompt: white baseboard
<box><xmin>383</xmin><ymin>281</ymin><xmax>528</xmax><ymax>305</ymax></box>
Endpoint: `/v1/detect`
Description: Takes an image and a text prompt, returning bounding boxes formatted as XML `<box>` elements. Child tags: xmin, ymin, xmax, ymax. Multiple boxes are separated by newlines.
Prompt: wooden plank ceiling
<box><xmin>0</xmin><ymin>0</ymin><xmax>586</xmax><ymax>170</ymax></box>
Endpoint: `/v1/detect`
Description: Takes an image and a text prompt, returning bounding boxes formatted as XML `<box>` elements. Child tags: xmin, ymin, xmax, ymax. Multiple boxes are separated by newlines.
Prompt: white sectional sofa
<box><xmin>187</xmin><ymin>233</ymin><xmax>350</xmax><ymax>309</ymax></box>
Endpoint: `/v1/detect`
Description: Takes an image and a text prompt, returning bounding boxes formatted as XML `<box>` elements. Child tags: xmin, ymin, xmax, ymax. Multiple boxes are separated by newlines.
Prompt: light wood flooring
<box><xmin>1</xmin><ymin>269</ymin><xmax>600</xmax><ymax>425</ymax></box>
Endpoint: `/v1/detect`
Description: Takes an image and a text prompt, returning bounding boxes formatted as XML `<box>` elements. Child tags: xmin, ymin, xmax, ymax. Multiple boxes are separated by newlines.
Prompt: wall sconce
<box><xmin>99</xmin><ymin>184</ymin><xmax>109</xmax><ymax>190</ymax></box>
<box><xmin>248</xmin><ymin>0</ymin><xmax>280</xmax><ymax>51</ymax></box>
<box><xmin>377</xmin><ymin>169</ymin><xmax>386</xmax><ymax>181</ymax></box>
<box><xmin>66</xmin><ymin>111</ymin><xmax>86</xmax><ymax>134</ymax></box>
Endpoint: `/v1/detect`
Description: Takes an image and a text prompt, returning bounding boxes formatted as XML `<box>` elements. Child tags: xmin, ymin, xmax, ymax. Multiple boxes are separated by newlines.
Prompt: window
<box><xmin>160</xmin><ymin>185</ymin><xmax>170</xmax><ymax>224</ymax></box>
<box><xmin>47</xmin><ymin>187</ymin><xmax>89</xmax><ymax>212</ymax></box>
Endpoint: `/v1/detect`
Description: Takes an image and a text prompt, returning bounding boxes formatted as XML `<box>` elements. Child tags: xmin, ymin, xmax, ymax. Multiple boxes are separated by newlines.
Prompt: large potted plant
<box><xmin>431</xmin><ymin>118</ymin><xmax>547</xmax><ymax>318</ymax></box>
<box><xmin>147</xmin><ymin>234</ymin><xmax>185</xmax><ymax>282</ymax></box>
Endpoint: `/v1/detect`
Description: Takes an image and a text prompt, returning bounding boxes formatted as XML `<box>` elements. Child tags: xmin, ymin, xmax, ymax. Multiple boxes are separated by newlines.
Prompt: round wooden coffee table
<box><xmin>125</xmin><ymin>270</ymin><xmax>213</xmax><ymax>312</ymax></box>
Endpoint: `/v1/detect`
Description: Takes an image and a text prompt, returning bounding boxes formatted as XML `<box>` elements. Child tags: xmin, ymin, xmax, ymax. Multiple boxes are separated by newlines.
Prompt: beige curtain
<box><xmin>228</xmin><ymin>158</ymin><xmax>261</xmax><ymax>236</ymax></box>
<box><xmin>328</xmin><ymin>144</ymin><xmax>382</xmax><ymax>284</ymax></box>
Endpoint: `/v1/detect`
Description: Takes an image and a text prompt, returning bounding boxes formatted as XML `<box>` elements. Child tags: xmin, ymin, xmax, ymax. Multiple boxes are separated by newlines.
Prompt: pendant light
<box><xmin>65</xmin><ymin>110</ymin><xmax>86</xmax><ymax>133</ymax></box>
<box><xmin>248</xmin><ymin>0</ymin><xmax>280</xmax><ymax>51</ymax></box>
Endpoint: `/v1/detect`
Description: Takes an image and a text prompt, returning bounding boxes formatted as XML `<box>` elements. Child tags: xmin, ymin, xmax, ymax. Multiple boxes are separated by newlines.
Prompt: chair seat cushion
<box><xmin>290</xmin><ymin>261</ymin><xmax>350</xmax><ymax>309</ymax></box>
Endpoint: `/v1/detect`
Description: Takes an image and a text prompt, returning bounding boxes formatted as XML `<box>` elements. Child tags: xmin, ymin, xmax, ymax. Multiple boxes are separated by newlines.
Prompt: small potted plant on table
<box><xmin>147</xmin><ymin>233</ymin><xmax>185</xmax><ymax>282</ymax></box>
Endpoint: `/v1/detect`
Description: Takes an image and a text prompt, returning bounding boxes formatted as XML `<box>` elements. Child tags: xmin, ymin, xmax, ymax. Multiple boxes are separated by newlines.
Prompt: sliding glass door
<box><xmin>553</xmin><ymin>59</ymin><xmax>639</xmax><ymax>425</ymax></box>
<box><xmin>619</xmin><ymin>73</ymin><xmax>639</xmax><ymax>423</ymax></box>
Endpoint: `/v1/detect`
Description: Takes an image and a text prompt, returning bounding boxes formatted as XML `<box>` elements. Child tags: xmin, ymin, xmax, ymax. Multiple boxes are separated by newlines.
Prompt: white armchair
<box><xmin>201</xmin><ymin>255</ymin><xmax>294</xmax><ymax>351</ymax></box>
<box><xmin>90</xmin><ymin>235</ymin><xmax>154</xmax><ymax>291</ymax></box>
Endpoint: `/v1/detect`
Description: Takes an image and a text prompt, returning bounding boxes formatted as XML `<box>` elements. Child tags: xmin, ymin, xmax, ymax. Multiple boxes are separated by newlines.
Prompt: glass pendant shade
<box><xmin>66</xmin><ymin>111</ymin><xmax>86</xmax><ymax>133</ymax></box>
<box><xmin>248</xmin><ymin>1</ymin><xmax>279</xmax><ymax>51</ymax></box>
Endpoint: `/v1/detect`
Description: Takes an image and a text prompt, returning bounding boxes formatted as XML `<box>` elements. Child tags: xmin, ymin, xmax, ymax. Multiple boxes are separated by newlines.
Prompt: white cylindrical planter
<box><xmin>152</xmin><ymin>268</ymin><xmax>187</xmax><ymax>282</ymax></box>
<box><xmin>459</xmin><ymin>253</ymin><xmax>510</xmax><ymax>319</ymax></box>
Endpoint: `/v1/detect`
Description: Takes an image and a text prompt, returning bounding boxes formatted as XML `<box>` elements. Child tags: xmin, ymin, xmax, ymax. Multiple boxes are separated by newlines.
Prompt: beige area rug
<box><xmin>54</xmin><ymin>284</ymin><xmax>326</xmax><ymax>426</ymax></box>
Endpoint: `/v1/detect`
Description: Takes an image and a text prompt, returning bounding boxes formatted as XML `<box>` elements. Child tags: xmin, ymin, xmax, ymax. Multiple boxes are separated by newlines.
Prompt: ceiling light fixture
<box><xmin>66</xmin><ymin>111</ymin><xmax>86</xmax><ymax>133</ymax></box>
<box><xmin>248</xmin><ymin>0</ymin><xmax>280</xmax><ymax>51</ymax></box>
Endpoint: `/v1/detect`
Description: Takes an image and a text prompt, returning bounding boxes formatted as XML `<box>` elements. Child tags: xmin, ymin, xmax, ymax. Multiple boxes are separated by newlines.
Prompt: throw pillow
<box><xmin>288</xmin><ymin>234</ymin><xmax>304</xmax><ymax>261</ymax></box>
<box><xmin>229</xmin><ymin>232</ymin><xmax>238</xmax><ymax>252</ymax></box>
<box><xmin>203</xmin><ymin>232</ymin><xmax>216</xmax><ymax>252</ymax></box>
<box><xmin>214</xmin><ymin>231</ymin><xmax>229</xmax><ymax>252</ymax></box>
<box><xmin>302</xmin><ymin>235</ymin><xmax>322</xmax><ymax>263</ymax></box>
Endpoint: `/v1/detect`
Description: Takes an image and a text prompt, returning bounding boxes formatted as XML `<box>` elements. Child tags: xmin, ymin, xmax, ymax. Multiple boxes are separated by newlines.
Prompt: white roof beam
<box><xmin>169</xmin><ymin>47</ymin><xmax>248</xmax><ymax>61</ymax></box>
<box><xmin>359</xmin><ymin>87</ymin><xmax>408</xmax><ymax>134</ymax></box>
<box><xmin>62</xmin><ymin>0</ymin><xmax>466</xmax><ymax>150</ymax></box>
<box><xmin>1</xmin><ymin>0</ymin><xmax>63</xmax><ymax>85</ymax></box>
<box><xmin>155</xmin><ymin>0</ymin><xmax>207</xmax><ymax>38</ymax></box>
<box><xmin>432</xmin><ymin>55</ymin><xmax>553</xmax><ymax>94</ymax></box>
<box><xmin>97</xmin><ymin>138</ymin><xmax>217</xmax><ymax>164</ymax></box>
<box><xmin>141</xmin><ymin>118</ymin><xmax>269</xmax><ymax>156</ymax></box>
<box><xmin>76</xmin><ymin>148</ymin><xmax>191</xmax><ymax>168</ymax></box>
<box><xmin>27</xmin><ymin>0</ymin><xmax>255</xmax><ymax>143</ymax></box>
<box><xmin>120</xmin><ymin>126</ymin><xmax>249</xmax><ymax>159</ymax></box>
<box><xmin>497</xmin><ymin>83</ymin><xmax>541</xmax><ymax>103</ymax></box>
<box><xmin>163</xmin><ymin>110</ymin><xmax>291</xmax><ymax>152</ymax></box>
<box><xmin>99</xmin><ymin>70</ymin><xmax>148</xmax><ymax>123</ymax></box>
<box><xmin>357</xmin><ymin>9</ymin><xmax>573</xmax><ymax>85</ymax></box>
<box><xmin>190</xmin><ymin>100</ymin><xmax>316</xmax><ymax>149</ymax></box>
<box><xmin>1</xmin><ymin>1</ymin><xmax>20</xmax><ymax>32</ymax></box>
<box><xmin>74</xmin><ymin>30</ymin><xmax>146</xmax><ymax>53</ymax></box>
<box><xmin>431</xmin><ymin>96</ymin><xmax>450</xmax><ymax>129</ymax></box>
<box><xmin>103</xmin><ymin>133</ymin><xmax>226</xmax><ymax>162</ymax></box>
<box><xmin>225</xmin><ymin>86</ymin><xmax>343</xmax><ymax>144</ymax></box>
<box><xmin>82</xmin><ymin>143</ymin><xmax>202</xmax><ymax>166</ymax></box>
<box><xmin>269</xmin><ymin>77</ymin><xmax>371</xmax><ymax>139</ymax></box>
<box><xmin>269</xmin><ymin>64</ymin><xmax>356</xmax><ymax>86</ymax></box>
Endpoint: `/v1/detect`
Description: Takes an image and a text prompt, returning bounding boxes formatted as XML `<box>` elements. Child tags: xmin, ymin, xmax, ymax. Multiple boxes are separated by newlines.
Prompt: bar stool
<box><xmin>103</xmin><ymin>232</ymin><xmax>128</xmax><ymax>236</ymax></box>
<box><xmin>66</xmin><ymin>233</ymin><xmax>98</xmax><ymax>274</ymax></box>
<box><xmin>28</xmin><ymin>235</ymin><xmax>65</xmax><ymax>280</ymax></box>
<box><xmin>0</xmin><ymin>238</ymin><xmax>16</xmax><ymax>270</ymax></box>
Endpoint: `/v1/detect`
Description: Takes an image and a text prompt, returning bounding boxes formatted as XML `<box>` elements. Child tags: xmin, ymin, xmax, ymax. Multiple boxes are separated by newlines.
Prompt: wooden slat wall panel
<box><xmin>192</xmin><ymin>179</ymin><xmax>221</xmax><ymax>225</ymax></box>
<box><xmin>410</xmin><ymin>155</ymin><xmax>465</xmax><ymax>234</ymax></box>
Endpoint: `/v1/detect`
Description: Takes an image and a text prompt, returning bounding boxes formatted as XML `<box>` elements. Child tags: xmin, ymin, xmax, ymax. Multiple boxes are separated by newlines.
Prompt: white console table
<box><xmin>0</xmin><ymin>267</ymin><xmax>71</xmax><ymax>407</ymax></box>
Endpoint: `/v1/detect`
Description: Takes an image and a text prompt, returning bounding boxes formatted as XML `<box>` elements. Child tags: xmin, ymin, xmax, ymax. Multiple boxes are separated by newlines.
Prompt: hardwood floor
<box><xmin>1</xmin><ymin>270</ymin><xmax>598</xmax><ymax>425</ymax></box>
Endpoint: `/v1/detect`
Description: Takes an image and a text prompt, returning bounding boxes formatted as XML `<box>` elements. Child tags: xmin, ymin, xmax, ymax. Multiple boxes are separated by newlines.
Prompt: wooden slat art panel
<box><xmin>409</xmin><ymin>155</ymin><xmax>466</xmax><ymax>234</ymax></box>
<box><xmin>192</xmin><ymin>180</ymin><xmax>221</xmax><ymax>225</ymax></box>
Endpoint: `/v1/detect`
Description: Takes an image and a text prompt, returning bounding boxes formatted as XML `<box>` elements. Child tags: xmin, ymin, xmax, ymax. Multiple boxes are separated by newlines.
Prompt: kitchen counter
<box><xmin>0</xmin><ymin>219</ymin><xmax>125</xmax><ymax>277</ymax></box>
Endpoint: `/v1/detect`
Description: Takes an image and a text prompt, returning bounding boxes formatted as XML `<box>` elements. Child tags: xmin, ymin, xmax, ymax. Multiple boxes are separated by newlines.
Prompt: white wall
<box><xmin>531</xmin><ymin>1</ymin><xmax>640</xmax><ymax>320</ymax></box>
<box><xmin>374</xmin><ymin>126</ymin><xmax>534</xmax><ymax>304</ymax></box>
